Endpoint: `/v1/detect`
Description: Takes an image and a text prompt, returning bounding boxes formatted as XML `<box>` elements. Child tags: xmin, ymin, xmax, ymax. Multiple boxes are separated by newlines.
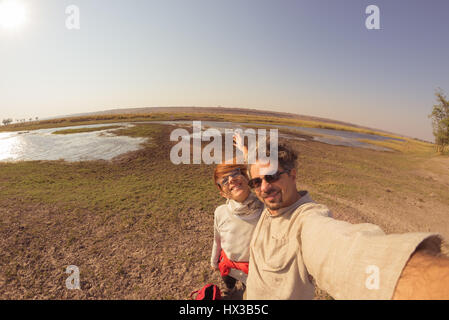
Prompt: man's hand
<box><xmin>393</xmin><ymin>250</ymin><xmax>449</xmax><ymax>299</ymax></box>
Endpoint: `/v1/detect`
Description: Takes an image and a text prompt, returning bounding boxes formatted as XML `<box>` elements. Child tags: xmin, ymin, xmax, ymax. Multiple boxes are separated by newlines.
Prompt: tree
<box><xmin>2</xmin><ymin>118</ymin><xmax>13</xmax><ymax>126</ymax></box>
<box><xmin>429</xmin><ymin>89</ymin><xmax>449</xmax><ymax>153</ymax></box>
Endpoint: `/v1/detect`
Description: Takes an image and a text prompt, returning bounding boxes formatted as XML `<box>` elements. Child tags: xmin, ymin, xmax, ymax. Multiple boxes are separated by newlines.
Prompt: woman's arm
<box><xmin>233</xmin><ymin>132</ymin><xmax>248</xmax><ymax>163</ymax></box>
<box><xmin>210</xmin><ymin>216</ymin><xmax>222</xmax><ymax>270</ymax></box>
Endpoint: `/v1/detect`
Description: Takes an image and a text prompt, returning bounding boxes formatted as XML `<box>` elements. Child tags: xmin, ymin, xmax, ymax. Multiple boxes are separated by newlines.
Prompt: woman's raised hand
<box><xmin>233</xmin><ymin>132</ymin><xmax>247</xmax><ymax>155</ymax></box>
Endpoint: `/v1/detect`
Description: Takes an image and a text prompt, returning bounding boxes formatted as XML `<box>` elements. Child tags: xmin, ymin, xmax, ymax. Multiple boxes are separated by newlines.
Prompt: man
<box><xmin>246</xmin><ymin>143</ymin><xmax>449</xmax><ymax>299</ymax></box>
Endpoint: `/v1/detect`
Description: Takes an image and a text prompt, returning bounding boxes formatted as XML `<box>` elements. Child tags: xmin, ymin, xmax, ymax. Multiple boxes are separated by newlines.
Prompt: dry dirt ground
<box><xmin>1</xmin><ymin>124</ymin><xmax>448</xmax><ymax>300</ymax></box>
<box><xmin>307</xmin><ymin>154</ymin><xmax>449</xmax><ymax>249</ymax></box>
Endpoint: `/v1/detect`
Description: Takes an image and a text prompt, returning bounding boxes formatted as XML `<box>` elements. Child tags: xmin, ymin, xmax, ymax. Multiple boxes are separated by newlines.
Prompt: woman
<box><xmin>210</xmin><ymin>161</ymin><xmax>263</xmax><ymax>295</ymax></box>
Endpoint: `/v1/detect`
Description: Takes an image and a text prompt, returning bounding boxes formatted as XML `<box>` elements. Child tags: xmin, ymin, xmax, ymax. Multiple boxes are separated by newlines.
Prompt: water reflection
<box><xmin>0</xmin><ymin>124</ymin><xmax>147</xmax><ymax>162</ymax></box>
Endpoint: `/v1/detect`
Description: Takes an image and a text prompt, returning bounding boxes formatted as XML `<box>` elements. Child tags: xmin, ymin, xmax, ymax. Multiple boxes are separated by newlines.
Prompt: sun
<box><xmin>0</xmin><ymin>0</ymin><xmax>27</xmax><ymax>29</ymax></box>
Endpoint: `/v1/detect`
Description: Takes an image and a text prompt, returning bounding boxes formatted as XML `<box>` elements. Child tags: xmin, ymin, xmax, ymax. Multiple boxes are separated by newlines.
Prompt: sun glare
<box><xmin>0</xmin><ymin>0</ymin><xmax>27</xmax><ymax>29</ymax></box>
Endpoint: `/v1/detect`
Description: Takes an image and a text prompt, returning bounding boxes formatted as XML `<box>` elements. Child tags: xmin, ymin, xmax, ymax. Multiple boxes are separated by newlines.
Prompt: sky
<box><xmin>1</xmin><ymin>0</ymin><xmax>448</xmax><ymax>141</ymax></box>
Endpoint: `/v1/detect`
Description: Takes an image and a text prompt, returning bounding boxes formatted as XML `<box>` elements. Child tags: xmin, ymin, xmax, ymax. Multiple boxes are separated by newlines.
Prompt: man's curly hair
<box><xmin>249</xmin><ymin>140</ymin><xmax>298</xmax><ymax>177</ymax></box>
<box><xmin>276</xmin><ymin>143</ymin><xmax>298</xmax><ymax>172</ymax></box>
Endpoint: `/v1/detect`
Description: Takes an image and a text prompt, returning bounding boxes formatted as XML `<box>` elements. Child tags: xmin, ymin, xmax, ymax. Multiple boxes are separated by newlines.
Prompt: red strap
<box><xmin>218</xmin><ymin>250</ymin><xmax>249</xmax><ymax>277</ymax></box>
<box><xmin>190</xmin><ymin>284</ymin><xmax>221</xmax><ymax>300</ymax></box>
<box><xmin>190</xmin><ymin>290</ymin><xmax>199</xmax><ymax>299</ymax></box>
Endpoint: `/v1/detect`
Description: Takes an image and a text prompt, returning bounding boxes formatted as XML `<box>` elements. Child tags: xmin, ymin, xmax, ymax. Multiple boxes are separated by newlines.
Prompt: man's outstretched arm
<box><xmin>393</xmin><ymin>250</ymin><xmax>449</xmax><ymax>300</ymax></box>
<box><xmin>300</xmin><ymin>206</ymin><xmax>445</xmax><ymax>299</ymax></box>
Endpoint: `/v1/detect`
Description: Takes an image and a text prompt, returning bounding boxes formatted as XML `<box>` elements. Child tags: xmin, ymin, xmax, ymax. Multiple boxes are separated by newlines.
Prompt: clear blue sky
<box><xmin>1</xmin><ymin>0</ymin><xmax>448</xmax><ymax>141</ymax></box>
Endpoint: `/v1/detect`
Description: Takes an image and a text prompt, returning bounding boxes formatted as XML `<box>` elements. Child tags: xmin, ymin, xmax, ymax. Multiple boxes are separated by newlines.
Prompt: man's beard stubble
<box><xmin>260</xmin><ymin>187</ymin><xmax>282</xmax><ymax>210</ymax></box>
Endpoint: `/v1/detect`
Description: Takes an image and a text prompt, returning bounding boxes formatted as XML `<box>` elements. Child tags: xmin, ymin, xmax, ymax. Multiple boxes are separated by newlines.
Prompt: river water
<box><xmin>0</xmin><ymin>121</ymin><xmax>401</xmax><ymax>162</ymax></box>
<box><xmin>0</xmin><ymin>123</ymin><xmax>147</xmax><ymax>162</ymax></box>
<box><xmin>151</xmin><ymin>120</ymin><xmax>401</xmax><ymax>152</ymax></box>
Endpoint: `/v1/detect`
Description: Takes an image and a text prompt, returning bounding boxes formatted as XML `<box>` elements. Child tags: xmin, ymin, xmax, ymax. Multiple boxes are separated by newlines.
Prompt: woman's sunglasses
<box><xmin>248</xmin><ymin>170</ymin><xmax>290</xmax><ymax>189</ymax></box>
<box><xmin>218</xmin><ymin>168</ymin><xmax>243</xmax><ymax>188</ymax></box>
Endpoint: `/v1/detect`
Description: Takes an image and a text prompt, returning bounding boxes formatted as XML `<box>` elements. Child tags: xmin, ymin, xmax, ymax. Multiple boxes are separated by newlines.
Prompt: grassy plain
<box><xmin>0</xmin><ymin>114</ymin><xmax>447</xmax><ymax>299</ymax></box>
<box><xmin>0</xmin><ymin>111</ymin><xmax>411</xmax><ymax>140</ymax></box>
<box><xmin>52</xmin><ymin>125</ymin><xmax>124</xmax><ymax>135</ymax></box>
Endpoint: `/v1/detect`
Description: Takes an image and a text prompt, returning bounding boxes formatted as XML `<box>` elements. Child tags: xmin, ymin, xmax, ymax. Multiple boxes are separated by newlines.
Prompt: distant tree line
<box><xmin>429</xmin><ymin>89</ymin><xmax>449</xmax><ymax>154</ymax></box>
<box><xmin>2</xmin><ymin>117</ymin><xmax>39</xmax><ymax>126</ymax></box>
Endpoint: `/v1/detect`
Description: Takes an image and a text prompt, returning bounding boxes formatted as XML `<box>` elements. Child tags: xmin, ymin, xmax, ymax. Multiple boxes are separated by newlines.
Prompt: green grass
<box><xmin>358</xmin><ymin>138</ymin><xmax>435</xmax><ymax>156</ymax></box>
<box><xmin>0</xmin><ymin>121</ymin><xmax>439</xmax><ymax>219</ymax></box>
<box><xmin>0</xmin><ymin>124</ymin><xmax>222</xmax><ymax>228</ymax></box>
<box><xmin>52</xmin><ymin>125</ymin><xmax>124</xmax><ymax>135</ymax></box>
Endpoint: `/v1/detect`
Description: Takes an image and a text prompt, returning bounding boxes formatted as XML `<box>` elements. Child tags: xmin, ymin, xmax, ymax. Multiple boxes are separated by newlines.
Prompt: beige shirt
<box><xmin>211</xmin><ymin>194</ymin><xmax>263</xmax><ymax>267</ymax></box>
<box><xmin>211</xmin><ymin>194</ymin><xmax>263</xmax><ymax>284</ymax></box>
<box><xmin>246</xmin><ymin>191</ymin><xmax>442</xmax><ymax>300</ymax></box>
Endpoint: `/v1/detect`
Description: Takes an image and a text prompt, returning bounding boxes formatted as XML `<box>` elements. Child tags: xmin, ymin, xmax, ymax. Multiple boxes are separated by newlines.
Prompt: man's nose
<box><xmin>260</xmin><ymin>178</ymin><xmax>271</xmax><ymax>193</ymax></box>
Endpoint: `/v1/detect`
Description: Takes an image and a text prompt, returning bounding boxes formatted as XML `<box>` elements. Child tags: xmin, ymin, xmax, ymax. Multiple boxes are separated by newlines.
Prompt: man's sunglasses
<box><xmin>218</xmin><ymin>168</ymin><xmax>243</xmax><ymax>188</ymax></box>
<box><xmin>248</xmin><ymin>170</ymin><xmax>290</xmax><ymax>189</ymax></box>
